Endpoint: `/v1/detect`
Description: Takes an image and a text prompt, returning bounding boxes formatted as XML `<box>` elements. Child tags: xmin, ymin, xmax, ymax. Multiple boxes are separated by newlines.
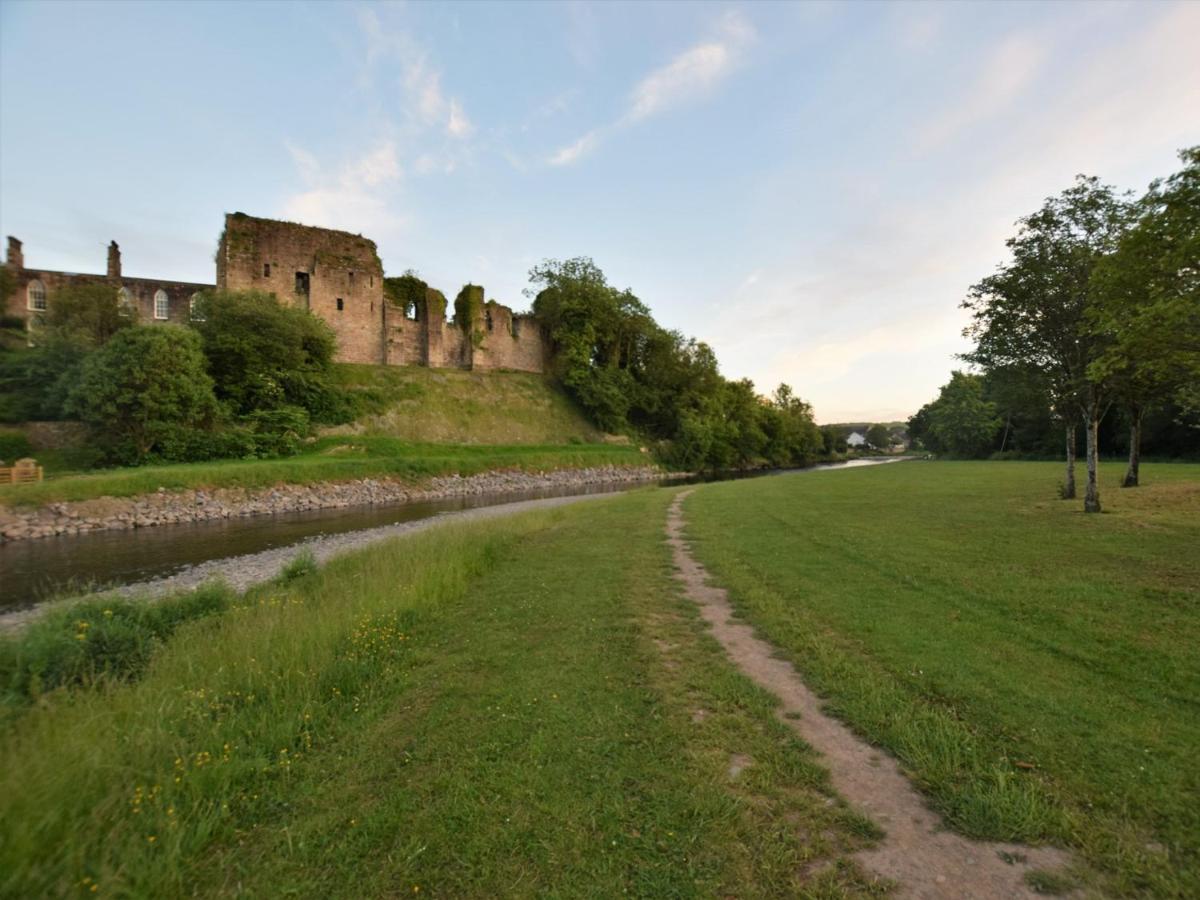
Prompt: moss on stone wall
<box><xmin>454</xmin><ymin>284</ymin><xmax>486</xmax><ymax>347</ymax></box>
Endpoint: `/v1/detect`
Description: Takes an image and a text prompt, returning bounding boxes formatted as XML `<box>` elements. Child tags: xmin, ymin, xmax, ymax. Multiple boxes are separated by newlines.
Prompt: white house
<box><xmin>846</xmin><ymin>431</ymin><xmax>867</xmax><ymax>448</ymax></box>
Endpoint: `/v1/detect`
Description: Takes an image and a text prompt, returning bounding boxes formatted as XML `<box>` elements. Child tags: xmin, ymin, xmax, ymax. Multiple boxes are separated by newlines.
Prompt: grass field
<box><xmin>330</xmin><ymin>363</ymin><xmax>605</xmax><ymax>444</ymax></box>
<box><xmin>0</xmin><ymin>437</ymin><xmax>648</xmax><ymax>508</ymax></box>
<box><xmin>3</xmin><ymin>461</ymin><xmax>1196</xmax><ymax>896</ymax></box>
<box><xmin>0</xmin><ymin>490</ymin><xmax>885</xmax><ymax>897</ymax></box>
<box><xmin>684</xmin><ymin>461</ymin><xmax>1200</xmax><ymax>897</ymax></box>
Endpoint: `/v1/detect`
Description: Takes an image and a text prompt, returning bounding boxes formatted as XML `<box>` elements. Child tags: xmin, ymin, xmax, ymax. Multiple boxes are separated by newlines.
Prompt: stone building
<box><xmin>3</xmin><ymin>236</ymin><xmax>212</xmax><ymax>328</ymax></box>
<box><xmin>2</xmin><ymin>213</ymin><xmax>548</xmax><ymax>374</ymax></box>
<box><xmin>216</xmin><ymin>213</ymin><xmax>546</xmax><ymax>372</ymax></box>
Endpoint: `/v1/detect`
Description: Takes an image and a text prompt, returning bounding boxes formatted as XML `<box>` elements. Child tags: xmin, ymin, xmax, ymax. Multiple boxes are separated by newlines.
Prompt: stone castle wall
<box><xmin>4</xmin><ymin>214</ymin><xmax>551</xmax><ymax>374</ymax></box>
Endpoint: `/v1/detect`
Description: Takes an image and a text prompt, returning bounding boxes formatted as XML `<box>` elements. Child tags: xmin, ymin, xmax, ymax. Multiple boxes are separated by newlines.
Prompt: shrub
<box><xmin>0</xmin><ymin>428</ymin><xmax>32</xmax><ymax>461</ymax></box>
<box><xmin>278</xmin><ymin>549</ymin><xmax>318</xmax><ymax>582</ymax></box>
<box><xmin>0</xmin><ymin>583</ymin><xmax>234</xmax><ymax>706</ymax></box>
<box><xmin>65</xmin><ymin>326</ymin><xmax>220</xmax><ymax>462</ymax></box>
<box><xmin>192</xmin><ymin>290</ymin><xmax>344</xmax><ymax>422</ymax></box>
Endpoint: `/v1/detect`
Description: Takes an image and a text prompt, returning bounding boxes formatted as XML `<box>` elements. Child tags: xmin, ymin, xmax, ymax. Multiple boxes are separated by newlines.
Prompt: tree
<box><xmin>191</xmin><ymin>290</ymin><xmax>345</xmax><ymax>422</ymax></box>
<box><xmin>963</xmin><ymin>176</ymin><xmax>1133</xmax><ymax>512</ymax></box>
<box><xmin>66</xmin><ymin>326</ymin><xmax>219</xmax><ymax>462</ymax></box>
<box><xmin>866</xmin><ymin>423</ymin><xmax>891</xmax><ymax>450</ymax></box>
<box><xmin>917</xmin><ymin>372</ymin><xmax>1001</xmax><ymax>457</ymax></box>
<box><xmin>0</xmin><ymin>281</ymin><xmax>135</xmax><ymax>422</ymax></box>
<box><xmin>43</xmin><ymin>281</ymin><xmax>134</xmax><ymax>347</ymax></box>
<box><xmin>1089</xmin><ymin>147</ymin><xmax>1200</xmax><ymax>486</ymax></box>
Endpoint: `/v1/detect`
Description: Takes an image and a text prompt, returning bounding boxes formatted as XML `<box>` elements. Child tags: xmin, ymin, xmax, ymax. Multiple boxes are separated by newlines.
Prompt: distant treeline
<box><xmin>909</xmin><ymin>147</ymin><xmax>1199</xmax><ymax>511</ymax></box>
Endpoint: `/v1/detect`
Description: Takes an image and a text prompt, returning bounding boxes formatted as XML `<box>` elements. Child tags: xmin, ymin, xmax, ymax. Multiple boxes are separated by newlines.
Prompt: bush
<box><xmin>246</xmin><ymin>404</ymin><xmax>311</xmax><ymax>457</ymax></box>
<box><xmin>278</xmin><ymin>549</ymin><xmax>318</xmax><ymax>582</ymax></box>
<box><xmin>152</xmin><ymin>424</ymin><xmax>259</xmax><ymax>463</ymax></box>
<box><xmin>192</xmin><ymin>290</ymin><xmax>344</xmax><ymax>422</ymax></box>
<box><xmin>0</xmin><ymin>583</ymin><xmax>234</xmax><ymax>706</ymax></box>
<box><xmin>65</xmin><ymin>326</ymin><xmax>220</xmax><ymax>462</ymax></box>
<box><xmin>0</xmin><ymin>428</ymin><xmax>32</xmax><ymax>461</ymax></box>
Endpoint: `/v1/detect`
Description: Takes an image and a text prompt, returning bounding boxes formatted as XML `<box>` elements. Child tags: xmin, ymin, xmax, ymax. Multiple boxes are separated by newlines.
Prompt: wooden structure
<box><xmin>0</xmin><ymin>458</ymin><xmax>43</xmax><ymax>485</ymax></box>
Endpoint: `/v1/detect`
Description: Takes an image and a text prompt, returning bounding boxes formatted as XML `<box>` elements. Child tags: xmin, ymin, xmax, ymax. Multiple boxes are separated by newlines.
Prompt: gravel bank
<box><xmin>0</xmin><ymin>464</ymin><xmax>662</xmax><ymax>543</ymax></box>
<box><xmin>0</xmin><ymin>490</ymin><xmax>626</xmax><ymax>633</ymax></box>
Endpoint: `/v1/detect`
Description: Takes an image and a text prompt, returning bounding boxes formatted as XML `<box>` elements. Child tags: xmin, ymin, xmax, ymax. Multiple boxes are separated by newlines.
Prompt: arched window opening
<box><xmin>485</xmin><ymin>310</ymin><xmax>494</xmax><ymax>332</ymax></box>
<box><xmin>189</xmin><ymin>293</ymin><xmax>205</xmax><ymax>322</ymax></box>
<box><xmin>118</xmin><ymin>287</ymin><xmax>134</xmax><ymax>317</ymax></box>
<box><xmin>26</xmin><ymin>280</ymin><xmax>47</xmax><ymax>311</ymax></box>
<box><xmin>154</xmin><ymin>289</ymin><xmax>169</xmax><ymax>320</ymax></box>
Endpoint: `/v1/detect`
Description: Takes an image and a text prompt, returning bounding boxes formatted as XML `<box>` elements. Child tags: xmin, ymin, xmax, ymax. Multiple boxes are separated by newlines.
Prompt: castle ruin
<box><xmin>4</xmin><ymin>212</ymin><xmax>548</xmax><ymax>374</ymax></box>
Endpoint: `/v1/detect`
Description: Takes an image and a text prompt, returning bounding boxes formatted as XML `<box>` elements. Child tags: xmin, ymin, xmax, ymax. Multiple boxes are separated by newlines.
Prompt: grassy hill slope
<box><xmin>330</xmin><ymin>364</ymin><xmax>607</xmax><ymax>445</ymax></box>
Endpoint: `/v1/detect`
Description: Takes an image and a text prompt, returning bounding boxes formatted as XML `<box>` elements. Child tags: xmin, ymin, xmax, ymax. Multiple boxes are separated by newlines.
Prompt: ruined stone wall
<box><xmin>470</xmin><ymin>304</ymin><xmax>546</xmax><ymax>373</ymax></box>
<box><xmin>6</xmin><ymin>215</ymin><xmax>552</xmax><ymax>375</ymax></box>
<box><xmin>216</xmin><ymin>213</ymin><xmax>385</xmax><ymax>365</ymax></box>
<box><xmin>3</xmin><ymin>249</ymin><xmax>210</xmax><ymax>329</ymax></box>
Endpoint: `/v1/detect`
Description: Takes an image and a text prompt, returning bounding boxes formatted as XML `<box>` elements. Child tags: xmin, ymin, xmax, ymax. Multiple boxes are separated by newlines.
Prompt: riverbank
<box><xmin>0</xmin><ymin>487</ymin><xmax>886</xmax><ymax>897</ymax></box>
<box><xmin>0</xmin><ymin>460</ymin><xmax>662</xmax><ymax>543</ymax></box>
<box><xmin>0</xmin><ymin>491</ymin><xmax>622</xmax><ymax>633</ymax></box>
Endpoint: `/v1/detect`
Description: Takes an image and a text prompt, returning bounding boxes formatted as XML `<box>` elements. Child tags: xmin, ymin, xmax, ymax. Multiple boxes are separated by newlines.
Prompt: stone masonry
<box><xmin>4</xmin><ymin>213</ymin><xmax>549</xmax><ymax>373</ymax></box>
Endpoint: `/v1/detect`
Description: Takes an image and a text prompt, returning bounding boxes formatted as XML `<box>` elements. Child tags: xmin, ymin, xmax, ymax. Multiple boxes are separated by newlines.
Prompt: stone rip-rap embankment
<box><xmin>0</xmin><ymin>465</ymin><xmax>663</xmax><ymax>543</ymax></box>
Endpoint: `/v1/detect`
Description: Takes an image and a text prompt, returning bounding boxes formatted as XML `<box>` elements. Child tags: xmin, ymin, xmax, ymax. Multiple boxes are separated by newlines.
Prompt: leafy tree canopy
<box><xmin>65</xmin><ymin>325</ymin><xmax>219</xmax><ymax>462</ymax></box>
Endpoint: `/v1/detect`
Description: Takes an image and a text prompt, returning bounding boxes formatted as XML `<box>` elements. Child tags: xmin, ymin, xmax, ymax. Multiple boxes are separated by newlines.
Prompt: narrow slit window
<box><xmin>264</xmin><ymin>263</ymin><xmax>271</xmax><ymax>277</ymax></box>
<box><xmin>336</xmin><ymin>298</ymin><xmax>344</xmax><ymax>311</ymax></box>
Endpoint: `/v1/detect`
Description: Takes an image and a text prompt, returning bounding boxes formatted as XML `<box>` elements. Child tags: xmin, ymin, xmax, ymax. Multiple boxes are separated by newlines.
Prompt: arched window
<box><xmin>189</xmin><ymin>293</ymin><xmax>205</xmax><ymax>322</ymax></box>
<box><xmin>26</xmin><ymin>280</ymin><xmax>47</xmax><ymax>311</ymax></box>
<box><xmin>154</xmin><ymin>289</ymin><xmax>169</xmax><ymax>320</ymax></box>
<box><xmin>117</xmin><ymin>287</ymin><xmax>133</xmax><ymax>316</ymax></box>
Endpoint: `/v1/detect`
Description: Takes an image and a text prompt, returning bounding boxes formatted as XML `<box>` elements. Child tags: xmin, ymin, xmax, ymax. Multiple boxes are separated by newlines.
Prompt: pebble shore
<box><xmin>0</xmin><ymin>465</ymin><xmax>663</xmax><ymax>543</ymax></box>
<box><xmin>0</xmin><ymin>491</ymin><xmax>628</xmax><ymax>634</ymax></box>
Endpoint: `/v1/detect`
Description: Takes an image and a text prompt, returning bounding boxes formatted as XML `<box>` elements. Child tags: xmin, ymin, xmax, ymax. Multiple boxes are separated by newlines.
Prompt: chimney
<box><xmin>6</xmin><ymin>236</ymin><xmax>23</xmax><ymax>270</ymax></box>
<box><xmin>107</xmin><ymin>241</ymin><xmax>121</xmax><ymax>279</ymax></box>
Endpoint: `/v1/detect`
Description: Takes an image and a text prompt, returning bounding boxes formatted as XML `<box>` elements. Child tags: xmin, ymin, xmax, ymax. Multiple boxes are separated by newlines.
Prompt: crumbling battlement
<box><xmin>5</xmin><ymin>214</ymin><xmax>549</xmax><ymax>374</ymax></box>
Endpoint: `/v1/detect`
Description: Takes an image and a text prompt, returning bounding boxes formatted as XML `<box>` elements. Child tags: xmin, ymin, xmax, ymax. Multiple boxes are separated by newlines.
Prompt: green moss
<box><xmin>454</xmin><ymin>284</ymin><xmax>486</xmax><ymax>347</ymax></box>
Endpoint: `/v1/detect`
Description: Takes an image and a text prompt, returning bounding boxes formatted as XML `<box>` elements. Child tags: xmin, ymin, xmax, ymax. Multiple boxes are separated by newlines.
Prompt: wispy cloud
<box><xmin>358</xmin><ymin>7</ymin><xmax>474</xmax><ymax>141</ymax></box>
<box><xmin>280</xmin><ymin>140</ymin><xmax>407</xmax><ymax>237</ymax></box>
<box><xmin>549</xmin><ymin>11</ymin><xmax>756</xmax><ymax>166</ymax></box>
<box><xmin>549</xmin><ymin>129</ymin><xmax>601</xmax><ymax>167</ymax></box>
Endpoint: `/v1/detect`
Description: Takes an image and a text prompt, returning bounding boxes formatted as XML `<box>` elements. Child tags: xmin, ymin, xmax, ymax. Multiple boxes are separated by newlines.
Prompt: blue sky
<box><xmin>2</xmin><ymin>1</ymin><xmax>1197</xmax><ymax>422</ymax></box>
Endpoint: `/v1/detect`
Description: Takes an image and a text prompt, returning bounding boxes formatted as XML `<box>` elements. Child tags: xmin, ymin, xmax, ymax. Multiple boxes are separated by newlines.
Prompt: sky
<box><xmin>1</xmin><ymin>1</ymin><xmax>1197</xmax><ymax>423</ymax></box>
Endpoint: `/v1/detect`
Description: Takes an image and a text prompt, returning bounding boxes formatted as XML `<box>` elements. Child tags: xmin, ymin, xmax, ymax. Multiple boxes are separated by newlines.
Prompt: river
<box><xmin>0</xmin><ymin>457</ymin><xmax>904</xmax><ymax>614</ymax></box>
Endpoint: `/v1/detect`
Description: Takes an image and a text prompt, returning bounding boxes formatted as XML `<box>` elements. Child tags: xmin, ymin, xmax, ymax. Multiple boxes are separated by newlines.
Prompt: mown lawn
<box><xmin>0</xmin><ymin>489</ymin><xmax>885</xmax><ymax>897</ymax></box>
<box><xmin>0</xmin><ymin>437</ymin><xmax>649</xmax><ymax>508</ymax></box>
<box><xmin>683</xmin><ymin>461</ymin><xmax>1200</xmax><ymax>898</ymax></box>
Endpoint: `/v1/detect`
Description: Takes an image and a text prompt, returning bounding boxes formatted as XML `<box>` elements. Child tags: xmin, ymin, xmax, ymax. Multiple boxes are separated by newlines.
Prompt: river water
<box><xmin>0</xmin><ymin>458</ymin><xmax>902</xmax><ymax>613</ymax></box>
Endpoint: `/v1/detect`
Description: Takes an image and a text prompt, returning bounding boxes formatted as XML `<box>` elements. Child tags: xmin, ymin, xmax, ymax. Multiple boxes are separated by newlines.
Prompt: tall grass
<box><xmin>0</xmin><ymin>520</ymin><xmax>510</xmax><ymax>896</ymax></box>
<box><xmin>0</xmin><ymin>490</ymin><xmax>887</xmax><ymax>897</ymax></box>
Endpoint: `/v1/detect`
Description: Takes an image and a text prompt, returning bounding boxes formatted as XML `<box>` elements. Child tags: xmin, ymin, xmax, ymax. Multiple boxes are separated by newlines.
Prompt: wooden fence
<box><xmin>0</xmin><ymin>458</ymin><xmax>43</xmax><ymax>485</ymax></box>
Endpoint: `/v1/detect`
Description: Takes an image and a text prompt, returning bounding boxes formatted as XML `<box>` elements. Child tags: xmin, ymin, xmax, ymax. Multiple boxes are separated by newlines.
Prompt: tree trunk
<box><xmin>1122</xmin><ymin>405</ymin><xmax>1142</xmax><ymax>488</ymax></box>
<box><xmin>1063</xmin><ymin>424</ymin><xmax>1076</xmax><ymax>499</ymax></box>
<box><xmin>999</xmin><ymin>415</ymin><xmax>1011</xmax><ymax>454</ymax></box>
<box><xmin>1084</xmin><ymin>412</ymin><xmax>1101</xmax><ymax>514</ymax></box>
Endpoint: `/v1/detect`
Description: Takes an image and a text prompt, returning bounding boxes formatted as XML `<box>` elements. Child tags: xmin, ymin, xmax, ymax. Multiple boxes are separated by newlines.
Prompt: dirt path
<box><xmin>666</xmin><ymin>490</ymin><xmax>1072</xmax><ymax>898</ymax></box>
